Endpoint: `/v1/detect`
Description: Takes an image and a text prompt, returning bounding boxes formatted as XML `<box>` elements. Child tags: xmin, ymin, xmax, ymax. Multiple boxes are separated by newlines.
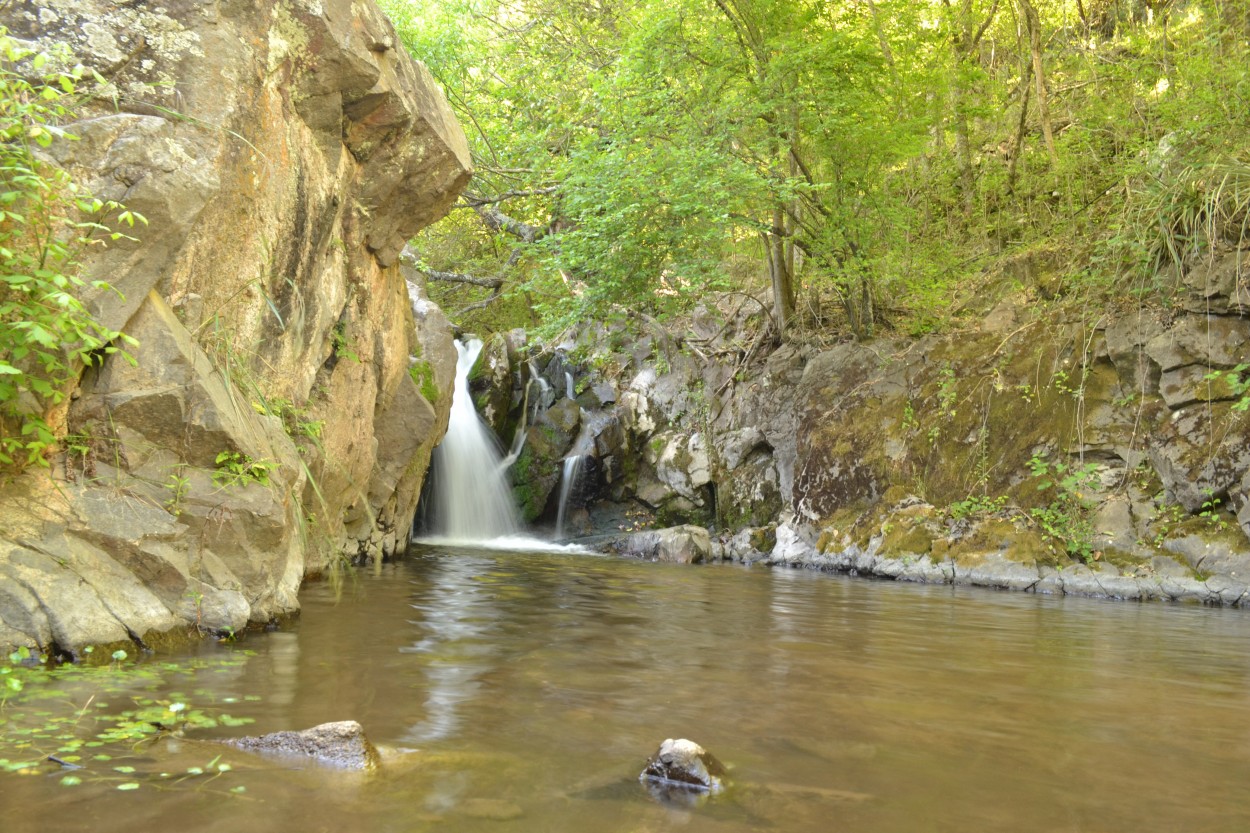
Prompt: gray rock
<box><xmin>1165</xmin><ymin>534</ymin><xmax>1250</xmax><ymax>581</ymax></box>
<box><xmin>469</xmin><ymin>332</ymin><xmax>514</xmax><ymax>437</ymax></box>
<box><xmin>772</xmin><ymin>522</ymin><xmax>819</xmax><ymax>563</ymax></box>
<box><xmin>611</xmin><ymin>525</ymin><xmax>712</xmax><ymax>564</ymax></box>
<box><xmin>720</xmin><ymin>427</ymin><xmax>771</xmax><ymax>471</ymax></box>
<box><xmin>1145</xmin><ymin>314</ymin><xmax>1250</xmax><ymax>372</ymax></box>
<box><xmin>952</xmin><ymin>554</ymin><xmax>1042</xmax><ymax>591</ymax></box>
<box><xmin>1093</xmin><ymin>497</ymin><xmax>1138</xmax><ymax>552</ymax></box>
<box><xmin>640</xmin><ymin>738</ymin><xmax>726</xmax><ymax>793</ymax></box>
<box><xmin>223</xmin><ymin>721</ymin><xmax>380</xmax><ymax>771</ymax></box>
<box><xmin>1182</xmin><ymin>249</ymin><xmax>1250</xmax><ymax>314</ymax></box>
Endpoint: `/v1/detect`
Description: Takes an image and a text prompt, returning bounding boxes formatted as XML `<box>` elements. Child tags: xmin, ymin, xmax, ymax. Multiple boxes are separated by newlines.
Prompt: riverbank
<box><xmin>474</xmin><ymin>254</ymin><xmax>1250</xmax><ymax>608</ymax></box>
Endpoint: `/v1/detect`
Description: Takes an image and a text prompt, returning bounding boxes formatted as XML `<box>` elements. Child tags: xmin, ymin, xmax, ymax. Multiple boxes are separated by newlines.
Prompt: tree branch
<box><xmin>462</xmin><ymin>186</ymin><xmax>559</xmax><ymax>207</ymax></box>
<box><xmin>472</xmin><ymin>203</ymin><xmax>543</xmax><ymax>243</ymax></box>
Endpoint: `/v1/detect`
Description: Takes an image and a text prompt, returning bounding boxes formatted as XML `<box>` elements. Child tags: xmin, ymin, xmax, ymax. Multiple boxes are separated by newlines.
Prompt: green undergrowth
<box><xmin>0</xmin><ymin>646</ymin><xmax>258</xmax><ymax>793</ymax></box>
<box><xmin>0</xmin><ymin>29</ymin><xmax>145</xmax><ymax>470</ymax></box>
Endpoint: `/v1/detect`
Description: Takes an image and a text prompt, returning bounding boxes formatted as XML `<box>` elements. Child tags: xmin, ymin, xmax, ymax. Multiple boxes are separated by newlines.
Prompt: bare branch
<box><xmin>457</xmin><ymin>287</ymin><xmax>504</xmax><ymax>315</ymax></box>
<box><xmin>425</xmin><ymin>269</ymin><xmax>503</xmax><ymax>289</ymax></box>
<box><xmin>462</xmin><ymin>186</ymin><xmax>559</xmax><ymax>206</ymax></box>
<box><xmin>473</xmin><ymin>203</ymin><xmax>543</xmax><ymax>243</ymax></box>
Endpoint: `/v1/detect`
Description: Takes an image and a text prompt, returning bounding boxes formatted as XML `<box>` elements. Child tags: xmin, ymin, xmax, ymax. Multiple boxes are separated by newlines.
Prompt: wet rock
<box><xmin>546</xmin><ymin>398</ymin><xmax>583</xmax><ymax>436</ymax></box>
<box><xmin>610</xmin><ymin>525</ymin><xmax>712</xmax><ymax>564</ymax></box>
<box><xmin>640</xmin><ymin>738</ymin><xmax>726</xmax><ymax>793</ymax></box>
<box><xmin>223</xmin><ymin>720</ymin><xmax>380</xmax><ymax>771</ymax></box>
<box><xmin>577</xmin><ymin>381</ymin><xmax>618</xmax><ymax>409</ymax></box>
<box><xmin>469</xmin><ymin>332</ymin><xmax>513</xmax><ymax>437</ymax></box>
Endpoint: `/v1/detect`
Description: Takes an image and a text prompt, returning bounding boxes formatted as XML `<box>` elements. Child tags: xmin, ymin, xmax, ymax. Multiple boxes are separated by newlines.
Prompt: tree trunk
<box><xmin>769</xmin><ymin>206</ymin><xmax>794</xmax><ymax>332</ymax></box>
<box><xmin>1020</xmin><ymin>0</ymin><xmax>1059</xmax><ymax>167</ymax></box>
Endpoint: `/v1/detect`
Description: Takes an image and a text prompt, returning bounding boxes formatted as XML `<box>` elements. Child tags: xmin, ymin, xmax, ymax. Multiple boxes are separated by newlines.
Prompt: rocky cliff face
<box><xmin>0</xmin><ymin>0</ymin><xmax>470</xmax><ymax>652</ymax></box>
<box><xmin>483</xmin><ymin>248</ymin><xmax>1250</xmax><ymax>605</ymax></box>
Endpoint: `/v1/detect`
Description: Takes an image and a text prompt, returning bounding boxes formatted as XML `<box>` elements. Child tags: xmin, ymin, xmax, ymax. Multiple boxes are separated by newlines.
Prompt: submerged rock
<box><xmin>640</xmin><ymin>738</ymin><xmax>727</xmax><ymax>794</ymax></box>
<box><xmin>223</xmin><ymin>720</ymin><xmax>380</xmax><ymax>771</ymax></box>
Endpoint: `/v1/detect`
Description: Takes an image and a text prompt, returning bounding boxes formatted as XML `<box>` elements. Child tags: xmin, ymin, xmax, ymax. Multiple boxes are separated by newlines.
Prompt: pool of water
<box><xmin>6</xmin><ymin>546</ymin><xmax>1250</xmax><ymax>832</ymax></box>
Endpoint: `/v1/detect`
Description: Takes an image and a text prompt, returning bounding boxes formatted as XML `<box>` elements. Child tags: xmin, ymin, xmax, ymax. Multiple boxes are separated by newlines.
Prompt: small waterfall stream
<box><xmin>423</xmin><ymin>339</ymin><xmax>520</xmax><ymax>542</ymax></box>
<box><xmin>554</xmin><ymin>455</ymin><xmax>586</xmax><ymax>539</ymax></box>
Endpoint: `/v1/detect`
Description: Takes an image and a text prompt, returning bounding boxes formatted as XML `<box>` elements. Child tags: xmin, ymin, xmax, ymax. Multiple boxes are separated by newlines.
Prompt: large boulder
<box><xmin>0</xmin><ymin>0</ymin><xmax>470</xmax><ymax>652</ymax></box>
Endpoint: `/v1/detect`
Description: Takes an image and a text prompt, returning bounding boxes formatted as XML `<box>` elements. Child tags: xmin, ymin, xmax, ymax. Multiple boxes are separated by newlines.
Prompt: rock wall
<box><xmin>0</xmin><ymin>0</ymin><xmax>470</xmax><ymax>653</ymax></box>
<box><xmin>487</xmin><ymin>249</ymin><xmax>1250</xmax><ymax>604</ymax></box>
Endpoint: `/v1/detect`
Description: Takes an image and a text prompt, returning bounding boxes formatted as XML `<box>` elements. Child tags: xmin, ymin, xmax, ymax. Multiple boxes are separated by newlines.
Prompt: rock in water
<box><xmin>224</xmin><ymin>721</ymin><xmax>380</xmax><ymax>771</ymax></box>
<box><xmin>611</xmin><ymin>525</ymin><xmax>712</xmax><ymax>564</ymax></box>
<box><xmin>640</xmin><ymin>738</ymin><xmax>726</xmax><ymax>792</ymax></box>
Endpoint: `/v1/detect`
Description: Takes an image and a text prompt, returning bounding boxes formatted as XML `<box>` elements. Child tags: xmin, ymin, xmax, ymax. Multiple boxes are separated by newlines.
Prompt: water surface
<box><xmin>7</xmin><ymin>547</ymin><xmax>1250</xmax><ymax>832</ymax></box>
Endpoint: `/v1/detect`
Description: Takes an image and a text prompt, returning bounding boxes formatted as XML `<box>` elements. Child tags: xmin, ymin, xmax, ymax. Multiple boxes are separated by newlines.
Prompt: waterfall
<box><xmin>528</xmin><ymin>361</ymin><xmax>553</xmax><ymax>417</ymax></box>
<box><xmin>425</xmin><ymin>339</ymin><xmax>520</xmax><ymax>542</ymax></box>
<box><xmin>555</xmin><ymin>455</ymin><xmax>586</xmax><ymax>540</ymax></box>
<box><xmin>564</xmin><ymin>371</ymin><xmax>575</xmax><ymax>400</ymax></box>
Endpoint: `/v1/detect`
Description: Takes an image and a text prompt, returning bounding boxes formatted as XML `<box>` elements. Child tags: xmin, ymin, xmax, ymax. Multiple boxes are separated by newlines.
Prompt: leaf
<box><xmin>116</xmin><ymin>782</ymin><xmax>140</xmax><ymax>791</ymax></box>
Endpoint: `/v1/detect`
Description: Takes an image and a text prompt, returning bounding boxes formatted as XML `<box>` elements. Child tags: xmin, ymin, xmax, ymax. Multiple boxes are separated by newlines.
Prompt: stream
<box><xmin>6</xmin><ymin>545</ymin><xmax>1250</xmax><ymax>832</ymax></box>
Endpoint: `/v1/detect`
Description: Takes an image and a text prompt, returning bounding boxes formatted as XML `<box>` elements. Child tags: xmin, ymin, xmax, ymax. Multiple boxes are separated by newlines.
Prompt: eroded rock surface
<box><xmin>0</xmin><ymin>0</ymin><xmax>470</xmax><ymax>652</ymax></box>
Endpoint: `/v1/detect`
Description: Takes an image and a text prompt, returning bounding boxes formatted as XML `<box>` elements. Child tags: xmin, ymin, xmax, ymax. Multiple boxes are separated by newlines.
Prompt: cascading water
<box><xmin>424</xmin><ymin>339</ymin><xmax>520</xmax><ymax>542</ymax></box>
<box><xmin>555</xmin><ymin>455</ymin><xmax>586</xmax><ymax>540</ymax></box>
<box><xmin>564</xmin><ymin>371</ymin><xmax>575</xmax><ymax>400</ymax></box>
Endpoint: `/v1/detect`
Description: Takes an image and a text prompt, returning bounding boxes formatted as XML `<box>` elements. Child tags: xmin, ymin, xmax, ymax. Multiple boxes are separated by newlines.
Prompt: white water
<box><xmin>554</xmin><ymin>455</ymin><xmax>586</xmax><ymax>539</ymax></box>
<box><xmin>417</xmin><ymin>340</ymin><xmax>589</xmax><ymax>553</ymax></box>
<box><xmin>528</xmin><ymin>361</ymin><xmax>553</xmax><ymax>417</ymax></box>
<box><xmin>424</xmin><ymin>339</ymin><xmax>520</xmax><ymax>542</ymax></box>
<box><xmin>564</xmin><ymin>371</ymin><xmax>575</xmax><ymax>400</ymax></box>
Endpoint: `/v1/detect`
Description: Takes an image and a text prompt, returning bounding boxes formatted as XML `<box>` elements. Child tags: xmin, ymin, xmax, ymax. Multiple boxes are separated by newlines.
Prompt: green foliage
<box><xmin>251</xmin><ymin>396</ymin><xmax>323</xmax><ymax>444</ymax></box>
<box><xmin>1204</xmin><ymin>362</ymin><xmax>1250</xmax><ymax>412</ymax></box>
<box><xmin>0</xmin><ymin>647</ymin><xmax>256</xmax><ymax>789</ymax></box>
<box><xmin>385</xmin><ymin>0</ymin><xmax>1250</xmax><ymax>336</ymax></box>
<box><xmin>948</xmin><ymin>494</ymin><xmax>1008</xmax><ymax>520</ymax></box>
<box><xmin>0</xmin><ymin>30</ymin><xmax>144</xmax><ymax>468</ymax></box>
<box><xmin>330</xmin><ymin>321</ymin><xmax>359</xmax><ymax>363</ymax></box>
<box><xmin>1027</xmin><ymin>454</ymin><xmax>1101</xmax><ymax>563</ymax></box>
<box><xmin>212</xmin><ymin>451</ymin><xmax>271</xmax><ymax>489</ymax></box>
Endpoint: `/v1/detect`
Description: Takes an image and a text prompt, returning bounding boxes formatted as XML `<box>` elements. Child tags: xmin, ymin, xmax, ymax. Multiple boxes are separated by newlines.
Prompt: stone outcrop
<box><xmin>0</xmin><ymin>0</ymin><xmax>470</xmax><ymax>652</ymax></box>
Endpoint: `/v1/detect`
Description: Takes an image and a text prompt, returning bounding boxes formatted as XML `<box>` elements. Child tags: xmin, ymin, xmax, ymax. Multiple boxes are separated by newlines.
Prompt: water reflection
<box><xmin>401</xmin><ymin>554</ymin><xmax>503</xmax><ymax>744</ymax></box>
<box><xmin>11</xmin><ymin>551</ymin><xmax>1250</xmax><ymax>833</ymax></box>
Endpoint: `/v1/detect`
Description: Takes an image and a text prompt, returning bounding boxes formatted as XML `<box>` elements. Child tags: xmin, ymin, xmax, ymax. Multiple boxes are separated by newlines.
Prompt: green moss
<box><xmin>409</xmin><ymin>360</ymin><xmax>439</xmax><ymax>404</ymax></box>
<box><xmin>947</xmin><ymin>519</ymin><xmax>1055</xmax><ymax>567</ymax></box>
<box><xmin>878</xmin><ymin>522</ymin><xmax>935</xmax><ymax>557</ymax></box>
